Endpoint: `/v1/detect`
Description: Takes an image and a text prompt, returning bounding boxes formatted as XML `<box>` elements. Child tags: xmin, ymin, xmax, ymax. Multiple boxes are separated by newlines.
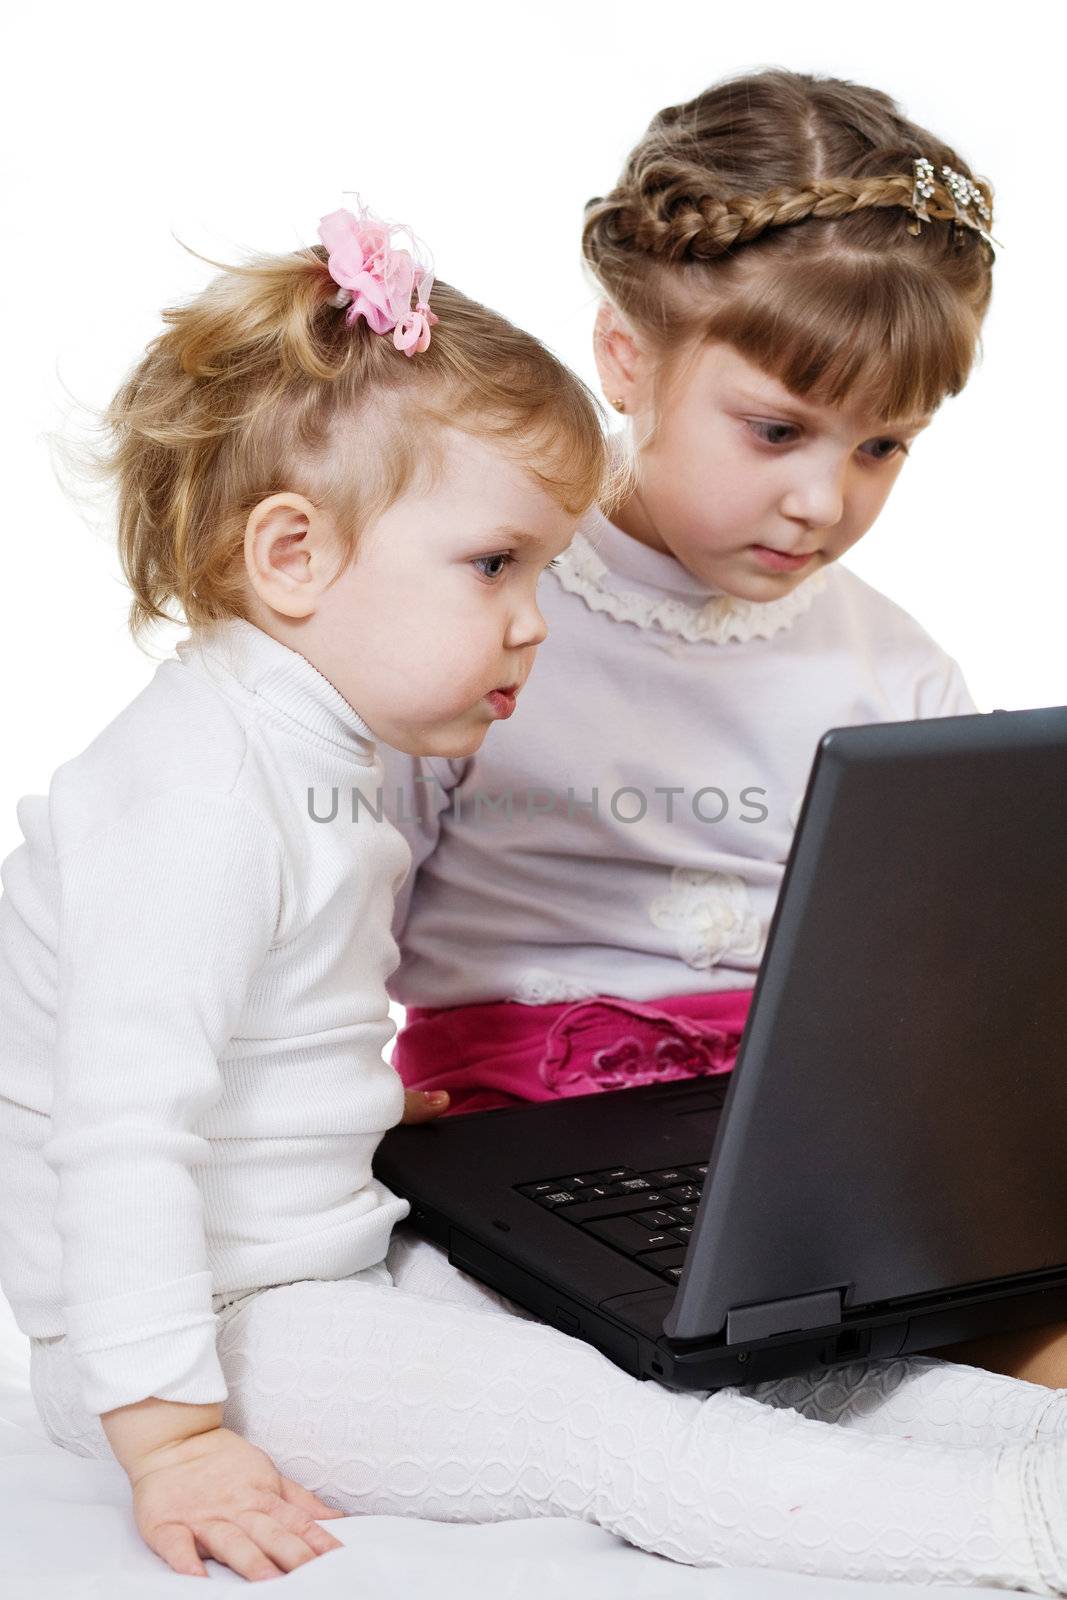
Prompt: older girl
<box><xmin>381</xmin><ymin>64</ymin><xmax>1067</xmax><ymax>1464</ymax></box>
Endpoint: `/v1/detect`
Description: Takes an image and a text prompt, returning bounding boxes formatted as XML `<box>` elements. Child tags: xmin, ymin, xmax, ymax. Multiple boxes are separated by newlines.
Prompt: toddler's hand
<box><xmin>401</xmin><ymin>1088</ymin><xmax>450</xmax><ymax>1123</ymax></box>
<box><xmin>128</xmin><ymin>1424</ymin><xmax>345</xmax><ymax>1581</ymax></box>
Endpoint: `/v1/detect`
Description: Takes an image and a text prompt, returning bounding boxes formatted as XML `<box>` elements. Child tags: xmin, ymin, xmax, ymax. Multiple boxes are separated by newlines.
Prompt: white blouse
<box><xmin>379</xmin><ymin>506</ymin><xmax>976</xmax><ymax>1009</ymax></box>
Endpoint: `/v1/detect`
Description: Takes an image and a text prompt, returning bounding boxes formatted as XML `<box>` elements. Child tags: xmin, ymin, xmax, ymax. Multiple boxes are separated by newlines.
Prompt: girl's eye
<box><xmin>747</xmin><ymin>420</ymin><xmax>799</xmax><ymax>448</ymax></box>
<box><xmin>472</xmin><ymin>552</ymin><xmax>514</xmax><ymax>580</ymax></box>
<box><xmin>746</xmin><ymin>420</ymin><xmax>909</xmax><ymax>461</ymax></box>
<box><xmin>861</xmin><ymin>437</ymin><xmax>910</xmax><ymax>462</ymax></box>
<box><xmin>545</xmin><ymin>557</ymin><xmax>561</xmax><ymax>571</ymax></box>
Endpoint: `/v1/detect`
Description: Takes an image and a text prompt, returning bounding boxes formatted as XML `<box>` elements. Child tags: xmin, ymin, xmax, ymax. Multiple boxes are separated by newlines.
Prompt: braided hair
<box><xmin>583</xmin><ymin>70</ymin><xmax>996</xmax><ymax>422</ymax></box>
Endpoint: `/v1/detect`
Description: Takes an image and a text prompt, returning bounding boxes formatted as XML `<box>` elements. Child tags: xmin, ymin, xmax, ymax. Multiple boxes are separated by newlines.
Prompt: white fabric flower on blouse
<box><xmin>649</xmin><ymin>866</ymin><xmax>764</xmax><ymax>970</ymax></box>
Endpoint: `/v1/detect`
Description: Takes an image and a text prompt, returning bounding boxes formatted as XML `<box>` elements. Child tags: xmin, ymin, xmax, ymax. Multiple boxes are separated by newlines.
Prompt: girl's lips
<box><xmin>486</xmin><ymin>688</ymin><xmax>517</xmax><ymax>718</ymax></box>
<box><xmin>749</xmin><ymin>544</ymin><xmax>817</xmax><ymax>573</ymax></box>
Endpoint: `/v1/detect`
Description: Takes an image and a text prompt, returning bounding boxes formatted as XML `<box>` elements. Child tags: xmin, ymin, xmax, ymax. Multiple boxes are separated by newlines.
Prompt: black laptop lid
<box><xmin>666</xmin><ymin>707</ymin><xmax>1067</xmax><ymax>1342</ymax></box>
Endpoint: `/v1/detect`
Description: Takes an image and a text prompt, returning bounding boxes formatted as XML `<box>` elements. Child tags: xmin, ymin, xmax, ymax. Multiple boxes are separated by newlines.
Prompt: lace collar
<box><xmin>550</xmin><ymin>510</ymin><xmax>829</xmax><ymax>646</ymax></box>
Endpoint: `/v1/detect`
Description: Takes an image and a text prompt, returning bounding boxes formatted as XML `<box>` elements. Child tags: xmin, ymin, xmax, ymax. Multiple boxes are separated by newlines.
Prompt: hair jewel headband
<box><xmin>908</xmin><ymin>157</ymin><xmax>1001</xmax><ymax>248</ymax></box>
<box><xmin>317</xmin><ymin>197</ymin><xmax>439</xmax><ymax>357</ymax></box>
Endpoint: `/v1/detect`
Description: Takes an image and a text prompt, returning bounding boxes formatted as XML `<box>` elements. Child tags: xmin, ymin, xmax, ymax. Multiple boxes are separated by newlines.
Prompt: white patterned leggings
<box><xmin>28</xmin><ymin>1226</ymin><xmax>1067</xmax><ymax>1594</ymax></box>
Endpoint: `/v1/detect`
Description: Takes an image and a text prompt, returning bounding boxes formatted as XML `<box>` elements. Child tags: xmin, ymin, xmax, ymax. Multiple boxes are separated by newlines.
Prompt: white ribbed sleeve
<box><xmin>44</xmin><ymin>789</ymin><xmax>281</xmax><ymax>1414</ymax></box>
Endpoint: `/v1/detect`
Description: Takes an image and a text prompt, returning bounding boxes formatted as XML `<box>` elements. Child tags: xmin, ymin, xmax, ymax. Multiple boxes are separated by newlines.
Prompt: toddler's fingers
<box><xmin>196</xmin><ymin>1519</ymin><xmax>283</xmax><ymax>1583</ymax></box>
<box><xmin>279</xmin><ymin>1474</ymin><xmax>346</xmax><ymax>1520</ymax></box>
<box><xmin>401</xmin><ymin>1088</ymin><xmax>450</xmax><ymax>1124</ymax></box>
<box><xmin>264</xmin><ymin>1491</ymin><xmax>344</xmax><ymax>1551</ymax></box>
<box><xmin>148</xmin><ymin>1522</ymin><xmax>207</xmax><ymax>1578</ymax></box>
<box><xmin>236</xmin><ymin>1510</ymin><xmax>321</xmax><ymax>1573</ymax></box>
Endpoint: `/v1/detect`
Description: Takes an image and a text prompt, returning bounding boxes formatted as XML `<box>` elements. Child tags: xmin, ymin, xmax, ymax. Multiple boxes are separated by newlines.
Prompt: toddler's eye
<box><xmin>472</xmin><ymin>552</ymin><xmax>514</xmax><ymax>580</ymax></box>
<box><xmin>546</xmin><ymin>557</ymin><xmax>561</xmax><ymax>570</ymax></box>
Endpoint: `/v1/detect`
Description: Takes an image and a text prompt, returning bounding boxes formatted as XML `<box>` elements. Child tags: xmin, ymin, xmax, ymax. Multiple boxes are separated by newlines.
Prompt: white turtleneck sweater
<box><xmin>379</xmin><ymin>506</ymin><xmax>977</xmax><ymax>1009</ymax></box>
<box><xmin>0</xmin><ymin>619</ymin><xmax>412</xmax><ymax>1416</ymax></box>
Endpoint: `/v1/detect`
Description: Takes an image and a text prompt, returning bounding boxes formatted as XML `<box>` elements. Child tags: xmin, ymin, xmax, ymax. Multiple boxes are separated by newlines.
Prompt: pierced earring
<box><xmin>610</xmin><ymin>396</ymin><xmax>626</xmax><ymax>414</ymax></box>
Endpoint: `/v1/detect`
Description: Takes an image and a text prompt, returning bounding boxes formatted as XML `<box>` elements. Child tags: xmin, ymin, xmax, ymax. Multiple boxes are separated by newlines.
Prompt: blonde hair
<box><xmin>582</xmin><ymin>68</ymin><xmax>996</xmax><ymax>425</ymax></box>
<box><xmin>92</xmin><ymin>239</ymin><xmax>610</xmax><ymax>642</ymax></box>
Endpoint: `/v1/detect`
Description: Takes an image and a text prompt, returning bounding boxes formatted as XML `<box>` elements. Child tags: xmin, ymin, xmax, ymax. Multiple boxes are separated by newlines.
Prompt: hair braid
<box><xmin>581</xmin><ymin>69</ymin><xmax>996</xmax><ymax>423</ymax></box>
<box><xmin>586</xmin><ymin>168</ymin><xmax>994</xmax><ymax>265</ymax></box>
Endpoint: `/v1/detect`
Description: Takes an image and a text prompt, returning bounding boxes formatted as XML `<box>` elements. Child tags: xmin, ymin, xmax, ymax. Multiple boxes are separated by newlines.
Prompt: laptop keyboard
<box><xmin>516</xmin><ymin>1163</ymin><xmax>708</xmax><ymax>1284</ymax></box>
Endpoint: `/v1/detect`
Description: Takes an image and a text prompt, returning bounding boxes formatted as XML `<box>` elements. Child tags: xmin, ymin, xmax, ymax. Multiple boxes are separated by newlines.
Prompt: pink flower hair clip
<box><xmin>317</xmin><ymin>198</ymin><xmax>440</xmax><ymax>357</ymax></box>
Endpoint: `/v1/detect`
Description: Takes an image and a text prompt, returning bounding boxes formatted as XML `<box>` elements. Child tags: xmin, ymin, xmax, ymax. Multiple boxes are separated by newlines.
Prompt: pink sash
<box><xmin>393</xmin><ymin>989</ymin><xmax>754</xmax><ymax>1115</ymax></box>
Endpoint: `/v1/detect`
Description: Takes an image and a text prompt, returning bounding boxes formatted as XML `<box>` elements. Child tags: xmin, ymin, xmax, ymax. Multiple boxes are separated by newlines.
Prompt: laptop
<box><xmin>375</xmin><ymin>707</ymin><xmax>1067</xmax><ymax>1389</ymax></box>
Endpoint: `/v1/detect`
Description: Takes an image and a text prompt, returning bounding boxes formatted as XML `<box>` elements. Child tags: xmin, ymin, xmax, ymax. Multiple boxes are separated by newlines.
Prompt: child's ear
<box><xmin>244</xmin><ymin>492</ymin><xmax>342</xmax><ymax>619</ymax></box>
<box><xmin>593</xmin><ymin>300</ymin><xmax>642</xmax><ymax>411</ymax></box>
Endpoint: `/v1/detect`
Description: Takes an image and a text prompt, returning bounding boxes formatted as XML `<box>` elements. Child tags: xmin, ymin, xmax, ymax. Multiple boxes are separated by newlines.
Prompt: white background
<box><xmin>2</xmin><ymin>0</ymin><xmax>1064</xmax><ymax>855</ymax></box>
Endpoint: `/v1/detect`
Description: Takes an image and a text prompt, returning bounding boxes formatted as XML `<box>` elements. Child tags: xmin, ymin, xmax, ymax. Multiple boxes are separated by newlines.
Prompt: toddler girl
<box><xmin>0</xmin><ymin>201</ymin><xmax>600</xmax><ymax>1578</ymax></box>
<box><xmin>5</xmin><ymin>191</ymin><xmax>1067</xmax><ymax>1597</ymax></box>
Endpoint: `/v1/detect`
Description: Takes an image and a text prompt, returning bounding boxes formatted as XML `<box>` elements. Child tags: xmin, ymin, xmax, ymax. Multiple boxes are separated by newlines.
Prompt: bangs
<box><xmin>501</xmin><ymin>399</ymin><xmax>612</xmax><ymax>518</ymax></box>
<box><xmin>697</xmin><ymin>253</ymin><xmax>982</xmax><ymax>424</ymax></box>
<box><xmin>418</xmin><ymin>378</ymin><xmax>610</xmax><ymax>520</ymax></box>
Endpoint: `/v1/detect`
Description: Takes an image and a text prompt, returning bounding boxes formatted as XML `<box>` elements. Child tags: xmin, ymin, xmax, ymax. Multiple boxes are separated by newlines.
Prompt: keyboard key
<box><xmin>554</xmin><ymin>1192</ymin><xmax>661</xmax><ymax>1226</ymax></box>
<box><xmin>635</xmin><ymin>1245</ymin><xmax>687</xmax><ymax>1270</ymax></box>
<box><xmin>670</xmin><ymin>1224</ymin><xmax>693</xmax><ymax>1240</ymax></box>
<box><xmin>516</xmin><ymin>1181</ymin><xmax>559</xmax><ymax>1198</ymax></box>
<box><xmin>632</xmin><ymin>1209</ymin><xmax>678</xmax><ymax>1231</ymax></box>
<box><xmin>682</xmin><ymin>1164</ymin><xmax>709</xmax><ymax>1180</ymax></box>
<box><xmin>642</xmin><ymin>1168</ymin><xmax>690</xmax><ymax>1188</ymax></box>
<box><xmin>534</xmin><ymin>1190</ymin><xmax>579</xmax><ymax>1209</ymax></box>
<box><xmin>560</xmin><ymin>1177</ymin><xmax>620</xmax><ymax>1198</ymax></box>
<box><xmin>635</xmin><ymin>1231</ymin><xmax>674</xmax><ymax>1251</ymax></box>
<box><xmin>575</xmin><ymin>1168</ymin><xmax>635</xmax><ymax>1185</ymax></box>
<box><xmin>663</xmin><ymin>1184</ymin><xmax>702</xmax><ymax>1204</ymax></box>
<box><xmin>600</xmin><ymin>1190</ymin><xmax>671</xmax><ymax>1209</ymax></box>
<box><xmin>585</xmin><ymin>1217</ymin><xmax>671</xmax><ymax>1255</ymax></box>
<box><xmin>664</xmin><ymin>1265</ymin><xmax>685</xmax><ymax>1282</ymax></box>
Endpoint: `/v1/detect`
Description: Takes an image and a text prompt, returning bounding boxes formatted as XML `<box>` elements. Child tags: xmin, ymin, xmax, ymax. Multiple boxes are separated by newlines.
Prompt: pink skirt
<box><xmin>392</xmin><ymin>989</ymin><xmax>754</xmax><ymax>1115</ymax></box>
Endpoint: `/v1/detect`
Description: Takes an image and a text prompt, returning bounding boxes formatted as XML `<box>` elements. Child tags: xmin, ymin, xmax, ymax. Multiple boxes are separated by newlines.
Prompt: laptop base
<box><xmin>433</xmin><ymin>1221</ymin><xmax>1067</xmax><ymax>1387</ymax></box>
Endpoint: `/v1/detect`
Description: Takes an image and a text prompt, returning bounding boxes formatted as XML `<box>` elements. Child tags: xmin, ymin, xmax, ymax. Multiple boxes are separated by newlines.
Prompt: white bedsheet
<box><xmin>0</xmin><ymin>1294</ymin><xmax>1015</xmax><ymax>1598</ymax></box>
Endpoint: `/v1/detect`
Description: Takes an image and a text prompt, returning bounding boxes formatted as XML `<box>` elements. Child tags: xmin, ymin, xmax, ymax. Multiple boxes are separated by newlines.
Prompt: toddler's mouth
<box><xmin>485</xmin><ymin>687</ymin><xmax>518</xmax><ymax>718</ymax></box>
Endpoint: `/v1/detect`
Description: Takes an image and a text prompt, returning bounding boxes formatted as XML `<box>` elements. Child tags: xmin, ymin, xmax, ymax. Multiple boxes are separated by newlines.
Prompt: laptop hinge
<box><xmin>726</xmin><ymin>1288</ymin><xmax>844</xmax><ymax>1344</ymax></box>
